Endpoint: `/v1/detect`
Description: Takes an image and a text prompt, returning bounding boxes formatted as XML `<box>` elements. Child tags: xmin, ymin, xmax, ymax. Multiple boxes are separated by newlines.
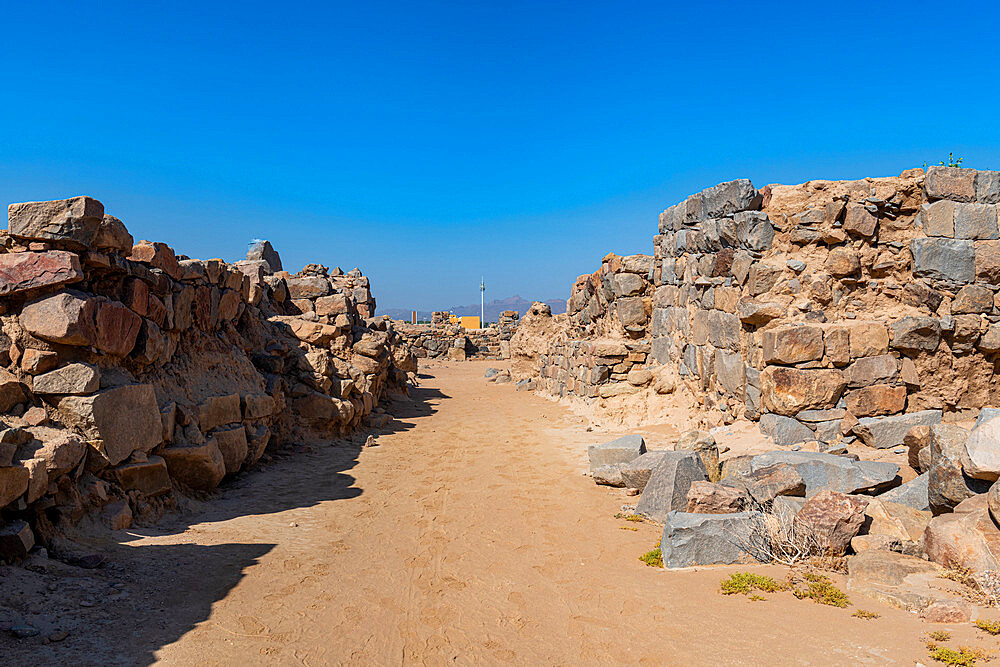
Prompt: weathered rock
<box><xmin>112</xmin><ymin>456</ymin><xmax>171</xmax><ymax>496</ymax></box>
<box><xmin>20</xmin><ymin>349</ymin><xmax>58</xmax><ymax>375</ymax></box>
<box><xmin>0</xmin><ymin>465</ymin><xmax>29</xmax><ymax>508</ymax></box>
<box><xmin>0</xmin><ymin>519</ymin><xmax>34</xmax><ymax>559</ymax></box>
<box><xmin>19</xmin><ymin>291</ymin><xmax>97</xmax><ymax>346</ymax></box>
<box><xmin>929</xmin><ymin>423</ymin><xmax>988</xmax><ymax>514</ymax></box>
<box><xmin>56</xmin><ymin>384</ymin><xmax>162</xmax><ymax>465</ymax></box>
<box><xmin>620</xmin><ymin>451</ymin><xmax>669</xmax><ymax>492</ymax></box>
<box><xmin>24</xmin><ymin>428</ymin><xmax>86</xmax><ymax>476</ymax></box>
<box><xmin>924</xmin><ymin>508</ymin><xmax>1000</xmax><ymax>574</ymax></box>
<box><xmin>759</xmin><ymin>414</ymin><xmax>814</xmax><ymax>447</ymax></box>
<box><xmin>953</xmin><ymin>284</ymin><xmax>994</xmax><ymax>314</ymax></box>
<box><xmin>879</xmin><ymin>473</ymin><xmax>930</xmax><ymax>512</ymax></box>
<box><xmin>825</xmin><ymin>247</ymin><xmax>861</xmax><ymax>276</ymax></box>
<box><xmin>160</xmin><ymin>441</ymin><xmax>226</xmax><ymax>491</ymax></box>
<box><xmin>762</xmin><ymin>325</ymin><xmax>824</xmax><ymax>365</ymax></box>
<box><xmin>925</xmin><ymin>166</ymin><xmax>976</xmax><ymax>202</ymax></box>
<box><xmin>286</xmin><ymin>276</ymin><xmax>330</xmax><ymax>299</ymax></box>
<box><xmin>129</xmin><ymin>240</ymin><xmax>181</xmax><ymax>280</ymax></box>
<box><xmin>685</xmin><ymin>480</ymin><xmax>748</xmax><ymax>513</ymax></box>
<box><xmin>0</xmin><ymin>369</ymin><xmax>26</xmax><ymax>413</ymax></box>
<box><xmin>588</xmin><ymin>434</ymin><xmax>646</xmax><ymax>470</ymax></box>
<box><xmin>199</xmin><ymin>394</ymin><xmax>242</xmax><ymax>432</ymax></box>
<box><xmin>846</xmin><ymin>550</ymin><xmax>967</xmax><ymax>617</ymax></box>
<box><xmin>749</xmin><ymin>451</ymin><xmax>899</xmax><ymax>496</ymax></box>
<box><xmin>211</xmin><ymin>425</ymin><xmax>248</xmax><ymax>475</ymax></box>
<box><xmin>0</xmin><ymin>251</ymin><xmax>84</xmax><ymax>296</ymax></box>
<box><xmin>31</xmin><ymin>363</ymin><xmax>100</xmax><ymax>395</ymax></box>
<box><xmin>962</xmin><ymin>416</ymin><xmax>1000</xmax><ymax>480</ymax></box>
<box><xmin>94</xmin><ymin>214</ymin><xmax>133</xmax><ymax>254</ymax></box>
<box><xmin>674</xmin><ymin>430</ymin><xmax>720</xmax><ymax>481</ymax></box>
<box><xmin>793</xmin><ymin>490</ymin><xmax>868</xmax><ymax>555</ymax></box>
<box><xmin>741</xmin><ymin>463</ymin><xmax>806</xmax><ymax>503</ymax></box>
<box><xmin>843</xmin><ymin>203</ymin><xmax>878</xmax><ymax>237</ymax></box>
<box><xmin>853</xmin><ymin>410</ymin><xmax>943</xmax><ymax>449</ymax></box>
<box><xmin>8</xmin><ymin>196</ymin><xmax>104</xmax><ymax>249</ymax></box>
<box><xmin>954</xmin><ymin>202</ymin><xmax>999</xmax><ymax>239</ymax></box>
<box><xmin>659</xmin><ymin>511</ymin><xmax>760</xmax><ymax>568</ymax></box>
<box><xmin>864</xmin><ymin>498</ymin><xmax>931</xmax><ymax>544</ymax></box>
<box><xmin>844</xmin><ymin>384</ymin><xmax>906</xmax><ymax>418</ymax></box>
<box><xmin>636</xmin><ymin>451</ymin><xmax>709</xmax><ymax>522</ymax></box>
<box><xmin>844</xmin><ymin>354</ymin><xmax>898</xmax><ymax>388</ymax></box>
<box><xmin>246</xmin><ymin>239</ymin><xmax>282</xmax><ymax>273</ymax></box>
<box><xmin>910</xmin><ymin>238</ymin><xmax>974</xmax><ymax>283</ymax></box>
<box><xmin>760</xmin><ymin>366</ymin><xmax>846</xmax><ymax>416</ymax></box>
<box><xmin>737</xmin><ymin>299</ymin><xmax>784</xmax><ymax>325</ymax></box>
<box><xmin>591</xmin><ymin>464</ymin><xmax>624</xmax><ymax>487</ymax></box>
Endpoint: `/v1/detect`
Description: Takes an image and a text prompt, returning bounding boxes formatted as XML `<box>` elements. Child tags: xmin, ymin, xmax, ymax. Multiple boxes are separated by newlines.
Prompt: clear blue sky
<box><xmin>2</xmin><ymin>1</ymin><xmax>998</xmax><ymax>311</ymax></box>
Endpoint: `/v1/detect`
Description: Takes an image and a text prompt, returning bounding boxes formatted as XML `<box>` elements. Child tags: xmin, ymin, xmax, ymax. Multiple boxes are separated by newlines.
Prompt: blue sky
<box><xmin>2</xmin><ymin>1</ymin><xmax>998</xmax><ymax>311</ymax></box>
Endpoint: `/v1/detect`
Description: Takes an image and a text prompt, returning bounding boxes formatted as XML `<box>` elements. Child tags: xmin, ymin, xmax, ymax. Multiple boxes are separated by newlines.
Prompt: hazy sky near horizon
<box><xmin>2</xmin><ymin>1</ymin><xmax>998</xmax><ymax>311</ymax></box>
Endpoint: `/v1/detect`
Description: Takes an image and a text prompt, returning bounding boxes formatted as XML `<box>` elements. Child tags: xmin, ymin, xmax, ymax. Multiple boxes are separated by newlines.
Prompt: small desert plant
<box><xmin>615</xmin><ymin>513</ymin><xmax>644</xmax><ymax>522</ymax></box>
<box><xmin>926</xmin><ymin>644</ymin><xmax>990</xmax><ymax>666</ymax></box>
<box><xmin>722</xmin><ymin>499</ymin><xmax>824</xmax><ymax>566</ymax></box>
<box><xmin>975</xmin><ymin>619</ymin><xmax>1000</xmax><ymax>635</ymax></box>
<box><xmin>720</xmin><ymin>572</ymin><xmax>788</xmax><ymax>596</ymax></box>
<box><xmin>792</xmin><ymin>573</ymin><xmax>850</xmax><ymax>607</ymax></box>
<box><xmin>929</xmin><ymin>630</ymin><xmax>953</xmax><ymax>642</ymax></box>
<box><xmin>852</xmin><ymin>609</ymin><xmax>880</xmax><ymax>620</ymax></box>
<box><xmin>749</xmin><ymin>594</ymin><xmax>766</xmax><ymax>601</ymax></box>
<box><xmin>940</xmin><ymin>153</ymin><xmax>965</xmax><ymax>168</ymax></box>
<box><xmin>639</xmin><ymin>547</ymin><xmax>663</xmax><ymax>568</ymax></box>
<box><xmin>939</xmin><ymin>568</ymin><xmax>1000</xmax><ymax>607</ymax></box>
<box><xmin>619</xmin><ymin>525</ymin><xmax>638</xmax><ymax>531</ymax></box>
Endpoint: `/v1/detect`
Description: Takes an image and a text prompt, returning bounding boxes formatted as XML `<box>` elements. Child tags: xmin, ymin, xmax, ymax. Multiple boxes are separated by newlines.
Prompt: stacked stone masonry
<box><xmin>531</xmin><ymin>167</ymin><xmax>1000</xmax><ymax>450</ymax></box>
<box><xmin>0</xmin><ymin>196</ymin><xmax>416</xmax><ymax>559</ymax></box>
<box><xmin>393</xmin><ymin>310</ymin><xmax>519</xmax><ymax>361</ymax></box>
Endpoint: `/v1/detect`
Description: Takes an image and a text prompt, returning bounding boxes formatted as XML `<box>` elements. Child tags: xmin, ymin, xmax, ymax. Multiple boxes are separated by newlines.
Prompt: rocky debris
<box><xmin>635</xmin><ymin>451</ymin><xmax>708</xmax><ymax>522</ymax></box>
<box><xmin>853</xmin><ymin>410</ymin><xmax>943</xmax><ymax>450</ymax></box>
<box><xmin>0</xmin><ymin>519</ymin><xmax>35</xmax><ymax>559</ymax></box>
<box><xmin>857</xmin><ymin>498</ymin><xmax>931</xmax><ymax>552</ymax></box>
<box><xmin>928</xmin><ymin>423</ymin><xmax>989</xmax><ymax>514</ymax></box>
<box><xmin>620</xmin><ymin>451</ymin><xmax>669</xmax><ymax>492</ymax></box>
<box><xmin>748</xmin><ymin>451</ymin><xmax>899</xmax><ymax>497</ymax></box>
<box><xmin>31</xmin><ymin>363</ymin><xmax>100</xmax><ymax>395</ymax></box>
<box><xmin>846</xmin><ymin>550</ymin><xmax>971</xmax><ymax>620</ymax></box>
<box><xmin>739</xmin><ymin>463</ymin><xmax>806</xmax><ymax>503</ymax></box>
<box><xmin>794</xmin><ymin>490</ymin><xmax>869</xmax><ymax>556</ymax></box>
<box><xmin>962</xmin><ymin>416</ymin><xmax>1000</xmax><ymax>480</ymax></box>
<box><xmin>759</xmin><ymin>414</ymin><xmax>814</xmax><ymax>447</ymax></box>
<box><xmin>588</xmin><ymin>435</ymin><xmax>646</xmax><ymax>487</ymax></box>
<box><xmin>659</xmin><ymin>510</ymin><xmax>760</xmax><ymax>568</ymax></box>
<box><xmin>685</xmin><ymin>480</ymin><xmax>748</xmax><ymax>513</ymax></box>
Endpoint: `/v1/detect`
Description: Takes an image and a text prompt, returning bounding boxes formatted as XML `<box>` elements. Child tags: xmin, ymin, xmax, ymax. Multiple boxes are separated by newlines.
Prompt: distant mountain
<box><xmin>380</xmin><ymin>295</ymin><xmax>566</xmax><ymax>323</ymax></box>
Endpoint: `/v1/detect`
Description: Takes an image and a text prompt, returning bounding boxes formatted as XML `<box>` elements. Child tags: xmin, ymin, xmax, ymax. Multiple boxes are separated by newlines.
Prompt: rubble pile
<box><xmin>0</xmin><ymin>196</ymin><xmax>415</xmax><ymax>559</ymax></box>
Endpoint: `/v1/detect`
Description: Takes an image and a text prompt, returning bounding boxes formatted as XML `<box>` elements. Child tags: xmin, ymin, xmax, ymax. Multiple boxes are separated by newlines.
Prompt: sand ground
<box><xmin>2</xmin><ymin>360</ymin><xmax>996</xmax><ymax>665</ymax></box>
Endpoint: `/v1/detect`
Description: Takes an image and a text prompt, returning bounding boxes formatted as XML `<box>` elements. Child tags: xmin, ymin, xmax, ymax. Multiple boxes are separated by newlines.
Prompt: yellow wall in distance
<box><xmin>459</xmin><ymin>316</ymin><xmax>481</xmax><ymax>329</ymax></box>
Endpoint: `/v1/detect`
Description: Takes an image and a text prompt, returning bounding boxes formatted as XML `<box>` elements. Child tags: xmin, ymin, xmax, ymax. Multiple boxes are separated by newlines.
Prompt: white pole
<box><xmin>480</xmin><ymin>276</ymin><xmax>485</xmax><ymax>327</ymax></box>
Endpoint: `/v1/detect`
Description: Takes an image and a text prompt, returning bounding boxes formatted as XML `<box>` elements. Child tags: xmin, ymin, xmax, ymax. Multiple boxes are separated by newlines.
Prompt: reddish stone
<box><xmin>0</xmin><ymin>251</ymin><xmax>84</xmax><ymax>296</ymax></box>
<box><xmin>844</xmin><ymin>384</ymin><xmax>907</xmax><ymax>417</ymax></box>
<box><xmin>760</xmin><ymin>366</ymin><xmax>847</xmax><ymax>416</ymax></box>
<box><xmin>95</xmin><ymin>300</ymin><xmax>141</xmax><ymax>356</ymax></box>
<box><xmin>125</xmin><ymin>278</ymin><xmax>149</xmax><ymax>316</ymax></box>
<box><xmin>129</xmin><ymin>240</ymin><xmax>181</xmax><ymax>280</ymax></box>
<box><xmin>20</xmin><ymin>292</ymin><xmax>98</xmax><ymax>346</ymax></box>
<box><xmin>794</xmin><ymin>490</ymin><xmax>869</xmax><ymax>555</ymax></box>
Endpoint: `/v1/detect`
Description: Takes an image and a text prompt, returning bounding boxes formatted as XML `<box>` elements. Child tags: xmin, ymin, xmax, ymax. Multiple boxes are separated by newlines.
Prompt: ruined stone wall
<box><xmin>394</xmin><ymin>310</ymin><xmax>520</xmax><ymax>361</ymax></box>
<box><xmin>525</xmin><ymin>167</ymin><xmax>1000</xmax><ymax>447</ymax></box>
<box><xmin>0</xmin><ymin>196</ymin><xmax>415</xmax><ymax>559</ymax></box>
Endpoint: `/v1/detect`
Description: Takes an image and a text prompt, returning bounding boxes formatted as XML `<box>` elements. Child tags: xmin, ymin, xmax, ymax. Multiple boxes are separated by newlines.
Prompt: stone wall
<box><xmin>523</xmin><ymin>167</ymin><xmax>1000</xmax><ymax>448</ymax></box>
<box><xmin>0</xmin><ymin>196</ymin><xmax>415</xmax><ymax>559</ymax></box>
<box><xmin>394</xmin><ymin>311</ymin><xmax>520</xmax><ymax>361</ymax></box>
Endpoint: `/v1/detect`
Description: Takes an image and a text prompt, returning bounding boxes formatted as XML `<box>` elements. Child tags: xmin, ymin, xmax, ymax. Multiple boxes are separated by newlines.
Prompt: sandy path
<box><xmin>3</xmin><ymin>360</ymin><xmax>989</xmax><ymax>664</ymax></box>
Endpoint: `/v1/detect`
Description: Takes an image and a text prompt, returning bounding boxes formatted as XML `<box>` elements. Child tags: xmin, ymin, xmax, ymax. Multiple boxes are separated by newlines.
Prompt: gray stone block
<box><xmin>621</xmin><ymin>451</ymin><xmax>670</xmax><ymax>492</ymax></box>
<box><xmin>660</xmin><ymin>511</ymin><xmax>761</xmax><ymax>568</ymax></box>
<box><xmin>954</xmin><ymin>202</ymin><xmax>999</xmax><ymax>239</ymax></box>
<box><xmin>976</xmin><ymin>170</ymin><xmax>1000</xmax><ymax>204</ymax></box>
<box><xmin>975</xmin><ymin>407</ymin><xmax>1000</xmax><ymax>428</ymax></box>
<box><xmin>735</xmin><ymin>211</ymin><xmax>774</xmax><ymax>251</ymax></box>
<box><xmin>749</xmin><ymin>451</ymin><xmax>899</xmax><ymax>497</ymax></box>
<box><xmin>910</xmin><ymin>238</ymin><xmax>974</xmax><ymax>283</ymax></box>
<box><xmin>759</xmin><ymin>414</ymin><xmax>814</xmax><ymax>446</ymax></box>
<box><xmin>700</xmin><ymin>179</ymin><xmax>760</xmax><ymax>218</ymax></box>
<box><xmin>714</xmin><ymin>350</ymin><xmax>745</xmax><ymax>395</ymax></box>
<box><xmin>636</xmin><ymin>451</ymin><xmax>709</xmax><ymax>522</ymax></box>
<box><xmin>918</xmin><ymin>201</ymin><xmax>955</xmax><ymax>238</ymax></box>
<box><xmin>588</xmin><ymin>435</ymin><xmax>645</xmax><ymax>470</ymax></box>
<box><xmin>853</xmin><ymin>410</ymin><xmax>943</xmax><ymax>449</ymax></box>
<box><xmin>878</xmin><ymin>473</ymin><xmax>930</xmax><ymax>511</ymax></box>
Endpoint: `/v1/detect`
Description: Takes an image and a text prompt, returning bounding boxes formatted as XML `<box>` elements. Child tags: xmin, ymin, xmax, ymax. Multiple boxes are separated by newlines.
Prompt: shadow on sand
<box><xmin>0</xmin><ymin>381</ymin><xmax>449</xmax><ymax>665</ymax></box>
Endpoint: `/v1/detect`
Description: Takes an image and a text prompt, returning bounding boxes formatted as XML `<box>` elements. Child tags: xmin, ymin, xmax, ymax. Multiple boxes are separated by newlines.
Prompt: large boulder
<box><xmin>636</xmin><ymin>451</ymin><xmax>709</xmax><ymax>522</ymax></box>
<box><xmin>674</xmin><ymin>430</ymin><xmax>720</xmax><ymax>480</ymax></box>
<box><xmin>0</xmin><ymin>465</ymin><xmax>29</xmax><ymax>508</ymax></box>
<box><xmin>749</xmin><ymin>451</ymin><xmax>898</xmax><ymax>497</ymax></box>
<box><xmin>160</xmin><ymin>441</ymin><xmax>226</xmax><ymax>491</ymax></box>
<box><xmin>660</xmin><ymin>511</ymin><xmax>760</xmax><ymax>568</ymax></box>
<box><xmin>924</xmin><ymin>508</ymin><xmax>1000</xmax><ymax>574</ymax></box>
<box><xmin>863</xmin><ymin>498</ymin><xmax>931</xmax><ymax>545</ymax></box>
<box><xmin>0</xmin><ymin>251</ymin><xmax>84</xmax><ymax>296</ymax></box>
<box><xmin>55</xmin><ymin>384</ymin><xmax>162</xmax><ymax>466</ymax></box>
<box><xmin>847</xmin><ymin>550</ymin><xmax>970</xmax><ymax>617</ymax></box>
<box><xmin>853</xmin><ymin>410</ymin><xmax>943</xmax><ymax>449</ymax></box>
<box><xmin>21</xmin><ymin>427</ymin><xmax>86</xmax><ymax>477</ymax></box>
<box><xmin>929</xmin><ymin>423</ymin><xmax>988</xmax><ymax>514</ymax></box>
<box><xmin>31</xmin><ymin>363</ymin><xmax>100</xmax><ymax>395</ymax></box>
<box><xmin>759</xmin><ymin>367</ymin><xmax>846</xmax><ymax>416</ymax></box>
<box><xmin>620</xmin><ymin>451</ymin><xmax>669</xmax><ymax>492</ymax></box>
<box><xmin>199</xmin><ymin>394</ymin><xmax>242</xmax><ymax>432</ymax></box>
<box><xmin>111</xmin><ymin>456</ymin><xmax>171</xmax><ymax>496</ymax></box>
<box><xmin>19</xmin><ymin>291</ymin><xmax>97</xmax><ymax>346</ymax></box>
<box><xmin>759</xmin><ymin>414</ymin><xmax>815</xmax><ymax>447</ymax></box>
<box><xmin>588</xmin><ymin>434</ymin><xmax>646</xmax><ymax>469</ymax></box>
<box><xmin>246</xmin><ymin>239</ymin><xmax>282</xmax><ymax>273</ymax></box>
<box><xmin>685</xmin><ymin>481</ymin><xmax>748</xmax><ymax>514</ymax></box>
<box><xmin>210</xmin><ymin>426</ymin><xmax>248</xmax><ymax>475</ymax></box>
<box><xmin>793</xmin><ymin>490</ymin><xmax>869</xmax><ymax>556</ymax></box>
<box><xmin>740</xmin><ymin>462</ymin><xmax>806</xmax><ymax>503</ymax></box>
<box><xmin>8</xmin><ymin>196</ymin><xmax>104</xmax><ymax>249</ymax></box>
<box><xmin>962</xmin><ymin>416</ymin><xmax>1000</xmax><ymax>480</ymax></box>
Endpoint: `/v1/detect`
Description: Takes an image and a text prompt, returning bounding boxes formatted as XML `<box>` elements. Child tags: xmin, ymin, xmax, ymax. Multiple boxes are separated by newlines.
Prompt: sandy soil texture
<box><xmin>2</xmin><ymin>360</ymin><xmax>995</xmax><ymax>665</ymax></box>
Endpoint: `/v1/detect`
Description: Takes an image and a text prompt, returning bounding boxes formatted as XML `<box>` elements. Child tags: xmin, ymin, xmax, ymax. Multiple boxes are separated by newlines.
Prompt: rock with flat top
<box><xmin>660</xmin><ymin>511</ymin><xmax>760</xmax><ymax>568</ymax></box>
<box><xmin>8</xmin><ymin>196</ymin><xmax>104</xmax><ymax>249</ymax></box>
<box><xmin>636</xmin><ymin>451</ymin><xmax>709</xmax><ymax>522</ymax></box>
<box><xmin>0</xmin><ymin>251</ymin><xmax>84</xmax><ymax>296</ymax></box>
<box><xmin>749</xmin><ymin>451</ymin><xmax>898</xmax><ymax>497</ymax></box>
<box><xmin>793</xmin><ymin>490</ymin><xmax>868</xmax><ymax>555</ymax></box>
<box><xmin>685</xmin><ymin>480</ymin><xmax>748</xmax><ymax>513</ymax></box>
